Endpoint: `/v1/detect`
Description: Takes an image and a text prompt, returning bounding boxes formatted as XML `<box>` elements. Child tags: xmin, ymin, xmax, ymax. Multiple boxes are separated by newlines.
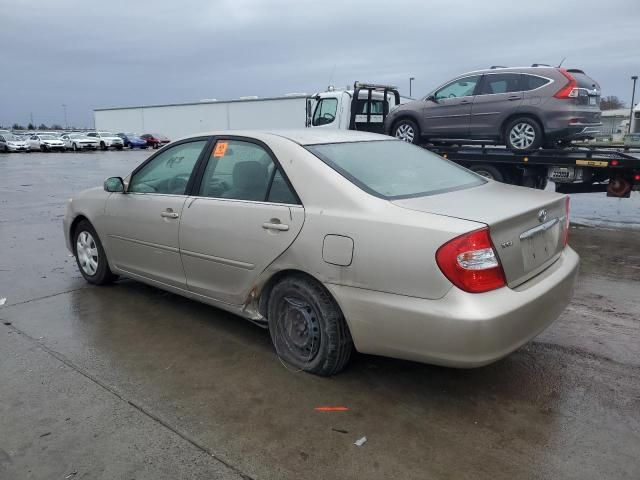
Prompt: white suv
<box><xmin>86</xmin><ymin>131</ymin><xmax>124</xmax><ymax>150</ymax></box>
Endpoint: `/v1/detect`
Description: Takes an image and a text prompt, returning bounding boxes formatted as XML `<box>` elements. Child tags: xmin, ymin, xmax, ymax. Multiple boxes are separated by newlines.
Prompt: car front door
<box><xmin>179</xmin><ymin>138</ymin><xmax>304</xmax><ymax>305</ymax></box>
<box><xmin>469</xmin><ymin>73</ymin><xmax>524</xmax><ymax>138</ymax></box>
<box><xmin>102</xmin><ymin>138</ymin><xmax>210</xmax><ymax>288</ymax></box>
<box><xmin>421</xmin><ymin>75</ymin><xmax>481</xmax><ymax>138</ymax></box>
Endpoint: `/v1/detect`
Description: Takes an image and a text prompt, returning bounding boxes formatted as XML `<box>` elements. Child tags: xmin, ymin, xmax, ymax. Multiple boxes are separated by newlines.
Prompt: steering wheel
<box><xmin>322</xmin><ymin>113</ymin><xmax>335</xmax><ymax>122</ymax></box>
<box><xmin>448</xmin><ymin>93</ymin><xmax>457</xmax><ymax>98</ymax></box>
<box><xmin>168</xmin><ymin>174</ymin><xmax>189</xmax><ymax>194</ymax></box>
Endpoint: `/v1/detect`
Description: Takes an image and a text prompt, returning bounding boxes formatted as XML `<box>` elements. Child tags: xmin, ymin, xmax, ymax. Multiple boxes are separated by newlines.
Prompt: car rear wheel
<box><xmin>73</xmin><ymin>220</ymin><xmax>117</xmax><ymax>285</ymax></box>
<box><xmin>505</xmin><ymin>117</ymin><xmax>543</xmax><ymax>151</ymax></box>
<box><xmin>392</xmin><ymin>119</ymin><xmax>420</xmax><ymax>144</ymax></box>
<box><xmin>267</xmin><ymin>275</ymin><xmax>353</xmax><ymax>376</ymax></box>
<box><xmin>469</xmin><ymin>164</ymin><xmax>509</xmax><ymax>183</ymax></box>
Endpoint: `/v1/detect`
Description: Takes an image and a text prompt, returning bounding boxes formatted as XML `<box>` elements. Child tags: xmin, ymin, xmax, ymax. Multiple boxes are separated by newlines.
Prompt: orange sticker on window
<box><xmin>213</xmin><ymin>142</ymin><xmax>228</xmax><ymax>157</ymax></box>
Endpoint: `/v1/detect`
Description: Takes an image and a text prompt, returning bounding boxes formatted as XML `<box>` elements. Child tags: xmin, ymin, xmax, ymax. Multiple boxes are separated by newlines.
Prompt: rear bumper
<box><xmin>326</xmin><ymin>247</ymin><xmax>579</xmax><ymax>368</ymax></box>
<box><xmin>547</xmin><ymin>124</ymin><xmax>602</xmax><ymax>141</ymax></box>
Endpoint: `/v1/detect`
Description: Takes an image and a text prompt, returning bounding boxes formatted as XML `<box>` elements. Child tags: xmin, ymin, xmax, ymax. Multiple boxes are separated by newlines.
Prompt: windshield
<box><xmin>306</xmin><ymin>140</ymin><xmax>485</xmax><ymax>199</ymax></box>
<box><xmin>2</xmin><ymin>134</ymin><xmax>17</xmax><ymax>141</ymax></box>
<box><xmin>99</xmin><ymin>132</ymin><xmax>114</xmax><ymax>136</ymax></box>
<box><xmin>40</xmin><ymin>135</ymin><xmax>57</xmax><ymax>140</ymax></box>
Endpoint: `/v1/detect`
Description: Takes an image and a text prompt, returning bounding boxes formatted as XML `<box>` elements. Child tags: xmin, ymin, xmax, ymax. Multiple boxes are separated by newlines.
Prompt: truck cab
<box><xmin>307</xmin><ymin>82</ymin><xmax>403</xmax><ymax>134</ymax></box>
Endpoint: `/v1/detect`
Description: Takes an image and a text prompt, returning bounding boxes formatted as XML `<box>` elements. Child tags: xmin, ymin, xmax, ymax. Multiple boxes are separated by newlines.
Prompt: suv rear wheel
<box><xmin>505</xmin><ymin>117</ymin><xmax>543</xmax><ymax>151</ymax></box>
<box><xmin>392</xmin><ymin>119</ymin><xmax>420</xmax><ymax>144</ymax></box>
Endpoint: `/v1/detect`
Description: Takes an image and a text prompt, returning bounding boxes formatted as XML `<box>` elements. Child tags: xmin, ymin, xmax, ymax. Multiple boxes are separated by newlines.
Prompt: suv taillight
<box><xmin>563</xmin><ymin>196</ymin><xmax>570</xmax><ymax>246</ymax></box>
<box><xmin>554</xmin><ymin>69</ymin><xmax>579</xmax><ymax>99</ymax></box>
<box><xmin>436</xmin><ymin>228</ymin><xmax>506</xmax><ymax>293</ymax></box>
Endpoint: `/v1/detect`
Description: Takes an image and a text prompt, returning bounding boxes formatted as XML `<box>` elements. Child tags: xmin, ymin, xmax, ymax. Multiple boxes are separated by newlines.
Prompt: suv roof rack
<box><xmin>490</xmin><ymin>65</ymin><xmax>507</xmax><ymax>69</ymax></box>
<box><xmin>531</xmin><ymin>63</ymin><xmax>551</xmax><ymax>67</ymax></box>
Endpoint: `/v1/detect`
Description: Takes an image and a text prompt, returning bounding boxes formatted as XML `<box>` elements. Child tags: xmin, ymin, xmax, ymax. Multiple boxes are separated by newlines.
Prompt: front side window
<box><xmin>129</xmin><ymin>140</ymin><xmax>206</xmax><ymax>194</ymax></box>
<box><xmin>199</xmin><ymin>140</ymin><xmax>298</xmax><ymax>204</ymax></box>
<box><xmin>434</xmin><ymin>76</ymin><xmax>480</xmax><ymax>100</ymax></box>
<box><xmin>477</xmin><ymin>73</ymin><xmax>521</xmax><ymax>95</ymax></box>
<box><xmin>312</xmin><ymin>98</ymin><xmax>338</xmax><ymax>126</ymax></box>
<box><xmin>306</xmin><ymin>140</ymin><xmax>485</xmax><ymax>199</ymax></box>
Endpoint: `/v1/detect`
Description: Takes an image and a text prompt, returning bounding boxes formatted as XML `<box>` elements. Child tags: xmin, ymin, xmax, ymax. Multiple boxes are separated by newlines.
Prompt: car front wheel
<box><xmin>73</xmin><ymin>220</ymin><xmax>117</xmax><ymax>285</ymax></box>
<box><xmin>267</xmin><ymin>275</ymin><xmax>353</xmax><ymax>376</ymax></box>
<box><xmin>392</xmin><ymin>119</ymin><xmax>421</xmax><ymax>144</ymax></box>
<box><xmin>505</xmin><ymin>117</ymin><xmax>543</xmax><ymax>151</ymax></box>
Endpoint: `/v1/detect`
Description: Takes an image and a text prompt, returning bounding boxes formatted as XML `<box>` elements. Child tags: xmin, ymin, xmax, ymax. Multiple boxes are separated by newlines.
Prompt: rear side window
<box><xmin>306</xmin><ymin>140</ymin><xmax>485</xmax><ymax>199</ymax></box>
<box><xmin>199</xmin><ymin>140</ymin><xmax>298</xmax><ymax>204</ymax></box>
<box><xmin>312</xmin><ymin>98</ymin><xmax>338</xmax><ymax>126</ymax></box>
<box><xmin>478</xmin><ymin>74</ymin><xmax>521</xmax><ymax>94</ymax></box>
<box><xmin>356</xmin><ymin>99</ymin><xmax>386</xmax><ymax>114</ymax></box>
<box><xmin>522</xmin><ymin>74</ymin><xmax>550</xmax><ymax>91</ymax></box>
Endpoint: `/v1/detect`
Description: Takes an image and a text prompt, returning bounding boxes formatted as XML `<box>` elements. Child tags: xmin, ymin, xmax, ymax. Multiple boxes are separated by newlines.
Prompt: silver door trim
<box><xmin>107</xmin><ymin>234</ymin><xmax>179</xmax><ymax>253</ymax></box>
<box><xmin>180</xmin><ymin>249</ymin><xmax>255</xmax><ymax>270</ymax></box>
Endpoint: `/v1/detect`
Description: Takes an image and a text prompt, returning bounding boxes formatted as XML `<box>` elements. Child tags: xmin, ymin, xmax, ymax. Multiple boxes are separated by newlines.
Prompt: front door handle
<box><xmin>161</xmin><ymin>209</ymin><xmax>179</xmax><ymax>219</ymax></box>
<box><xmin>262</xmin><ymin>222</ymin><xmax>289</xmax><ymax>231</ymax></box>
<box><xmin>507</xmin><ymin>96</ymin><xmax>521</xmax><ymax>101</ymax></box>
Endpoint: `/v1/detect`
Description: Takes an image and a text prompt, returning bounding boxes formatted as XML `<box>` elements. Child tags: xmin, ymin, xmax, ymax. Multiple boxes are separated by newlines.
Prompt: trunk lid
<box><xmin>392</xmin><ymin>181</ymin><xmax>568</xmax><ymax>288</ymax></box>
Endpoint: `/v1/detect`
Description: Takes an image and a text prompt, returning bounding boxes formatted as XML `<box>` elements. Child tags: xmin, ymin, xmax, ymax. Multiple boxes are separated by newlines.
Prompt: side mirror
<box><xmin>104</xmin><ymin>176</ymin><xmax>125</xmax><ymax>193</ymax></box>
<box><xmin>426</xmin><ymin>94</ymin><xmax>438</xmax><ymax>103</ymax></box>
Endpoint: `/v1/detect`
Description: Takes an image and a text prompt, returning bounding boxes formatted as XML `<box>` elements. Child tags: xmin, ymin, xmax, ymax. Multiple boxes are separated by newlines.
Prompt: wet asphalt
<box><xmin>0</xmin><ymin>150</ymin><xmax>638</xmax><ymax>480</ymax></box>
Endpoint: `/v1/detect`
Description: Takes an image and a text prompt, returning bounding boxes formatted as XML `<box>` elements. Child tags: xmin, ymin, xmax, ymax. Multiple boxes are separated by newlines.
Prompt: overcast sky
<box><xmin>1</xmin><ymin>0</ymin><xmax>639</xmax><ymax>128</ymax></box>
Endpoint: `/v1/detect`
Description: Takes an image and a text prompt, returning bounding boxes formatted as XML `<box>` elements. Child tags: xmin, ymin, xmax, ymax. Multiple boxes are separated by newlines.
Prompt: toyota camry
<box><xmin>63</xmin><ymin>130</ymin><xmax>579</xmax><ymax>375</ymax></box>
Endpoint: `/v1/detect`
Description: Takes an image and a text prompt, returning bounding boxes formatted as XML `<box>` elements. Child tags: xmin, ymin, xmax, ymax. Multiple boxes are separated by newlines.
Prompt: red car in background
<box><xmin>140</xmin><ymin>133</ymin><xmax>171</xmax><ymax>149</ymax></box>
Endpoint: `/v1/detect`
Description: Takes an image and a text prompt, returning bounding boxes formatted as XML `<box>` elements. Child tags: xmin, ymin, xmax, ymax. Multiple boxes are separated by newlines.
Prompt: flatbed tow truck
<box><xmin>307</xmin><ymin>82</ymin><xmax>640</xmax><ymax>198</ymax></box>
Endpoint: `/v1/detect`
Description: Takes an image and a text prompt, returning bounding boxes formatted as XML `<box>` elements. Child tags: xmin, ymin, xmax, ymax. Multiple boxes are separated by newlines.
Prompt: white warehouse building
<box><xmin>94</xmin><ymin>94</ymin><xmax>309</xmax><ymax>140</ymax></box>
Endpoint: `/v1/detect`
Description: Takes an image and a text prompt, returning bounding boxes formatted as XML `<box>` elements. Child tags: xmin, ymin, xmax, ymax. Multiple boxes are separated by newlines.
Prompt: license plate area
<box><xmin>520</xmin><ymin>219</ymin><xmax>561</xmax><ymax>271</ymax></box>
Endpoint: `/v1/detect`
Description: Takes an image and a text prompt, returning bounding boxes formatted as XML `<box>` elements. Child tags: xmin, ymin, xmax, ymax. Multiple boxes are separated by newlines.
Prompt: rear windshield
<box><xmin>306</xmin><ymin>140</ymin><xmax>485</xmax><ymax>199</ymax></box>
<box><xmin>571</xmin><ymin>72</ymin><xmax>600</xmax><ymax>90</ymax></box>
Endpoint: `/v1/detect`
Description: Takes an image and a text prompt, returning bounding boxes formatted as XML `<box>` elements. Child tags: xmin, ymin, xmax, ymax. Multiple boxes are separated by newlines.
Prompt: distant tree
<box><xmin>51</xmin><ymin>124</ymin><xmax>63</xmax><ymax>130</ymax></box>
<box><xmin>12</xmin><ymin>123</ymin><xmax>25</xmax><ymax>130</ymax></box>
<box><xmin>600</xmin><ymin>96</ymin><xmax>626</xmax><ymax>110</ymax></box>
<box><xmin>38</xmin><ymin>123</ymin><xmax>48</xmax><ymax>130</ymax></box>
<box><xmin>27</xmin><ymin>123</ymin><xmax>35</xmax><ymax>130</ymax></box>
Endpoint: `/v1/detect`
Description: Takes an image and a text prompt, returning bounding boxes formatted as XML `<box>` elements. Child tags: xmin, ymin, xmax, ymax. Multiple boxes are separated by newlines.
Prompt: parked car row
<box><xmin>0</xmin><ymin>129</ymin><xmax>171</xmax><ymax>152</ymax></box>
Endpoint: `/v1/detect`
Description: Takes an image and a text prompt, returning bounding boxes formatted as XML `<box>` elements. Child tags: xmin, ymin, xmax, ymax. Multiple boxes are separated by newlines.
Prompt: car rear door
<box><xmin>103</xmin><ymin>138</ymin><xmax>210</xmax><ymax>288</ymax></box>
<box><xmin>179</xmin><ymin>137</ymin><xmax>304</xmax><ymax>305</ymax></box>
<box><xmin>469</xmin><ymin>73</ymin><xmax>523</xmax><ymax>138</ymax></box>
<box><xmin>422</xmin><ymin>75</ymin><xmax>481</xmax><ymax>138</ymax></box>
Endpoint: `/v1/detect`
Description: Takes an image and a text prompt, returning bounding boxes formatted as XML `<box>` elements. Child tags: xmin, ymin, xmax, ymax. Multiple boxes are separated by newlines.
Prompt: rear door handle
<box><xmin>460</xmin><ymin>100</ymin><xmax>471</xmax><ymax>104</ymax></box>
<box><xmin>508</xmin><ymin>96</ymin><xmax>521</xmax><ymax>101</ymax></box>
<box><xmin>262</xmin><ymin>222</ymin><xmax>289</xmax><ymax>231</ymax></box>
<box><xmin>161</xmin><ymin>209</ymin><xmax>179</xmax><ymax>219</ymax></box>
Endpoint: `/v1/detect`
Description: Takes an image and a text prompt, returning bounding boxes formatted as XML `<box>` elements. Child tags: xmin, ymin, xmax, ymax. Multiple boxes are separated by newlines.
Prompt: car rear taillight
<box><xmin>436</xmin><ymin>228</ymin><xmax>506</xmax><ymax>293</ymax></box>
<box><xmin>554</xmin><ymin>69</ymin><xmax>579</xmax><ymax>99</ymax></box>
<box><xmin>563</xmin><ymin>196</ymin><xmax>570</xmax><ymax>246</ymax></box>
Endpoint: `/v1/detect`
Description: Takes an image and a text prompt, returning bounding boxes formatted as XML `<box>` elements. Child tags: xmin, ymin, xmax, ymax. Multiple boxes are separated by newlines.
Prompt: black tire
<box><xmin>41</xmin><ymin>144</ymin><xmax>48</xmax><ymax>152</ymax></box>
<box><xmin>267</xmin><ymin>274</ymin><xmax>353</xmax><ymax>376</ymax></box>
<box><xmin>391</xmin><ymin>118</ymin><xmax>421</xmax><ymax>144</ymax></box>
<box><xmin>504</xmin><ymin>117</ymin><xmax>543</xmax><ymax>152</ymax></box>
<box><xmin>153</xmin><ymin>142</ymin><xmax>159</xmax><ymax>149</ymax></box>
<box><xmin>72</xmin><ymin>143</ymin><xmax>78</xmax><ymax>152</ymax></box>
<box><xmin>469</xmin><ymin>164</ymin><xmax>508</xmax><ymax>183</ymax></box>
<box><xmin>116</xmin><ymin>146</ymin><xmax>123</xmax><ymax>151</ymax></box>
<box><xmin>73</xmin><ymin>220</ymin><xmax>117</xmax><ymax>285</ymax></box>
<box><xmin>100</xmin><ymin>141</ymin><xmax>107</xmax><ymax>151</ymax></box>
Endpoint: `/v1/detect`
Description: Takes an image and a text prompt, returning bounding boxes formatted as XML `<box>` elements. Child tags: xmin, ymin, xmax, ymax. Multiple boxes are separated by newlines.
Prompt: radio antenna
<box><xmin>557</xmin><ymin>57</ymin><xmax>566</xmax><ymax>68</ymax></box>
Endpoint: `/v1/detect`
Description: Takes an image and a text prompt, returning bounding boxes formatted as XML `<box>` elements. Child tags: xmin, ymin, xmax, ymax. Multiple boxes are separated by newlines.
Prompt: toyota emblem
<box><xmin>537</xmin><ymin>209</ymin><xmax>548</xmax><ymax>223</ymax></box>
